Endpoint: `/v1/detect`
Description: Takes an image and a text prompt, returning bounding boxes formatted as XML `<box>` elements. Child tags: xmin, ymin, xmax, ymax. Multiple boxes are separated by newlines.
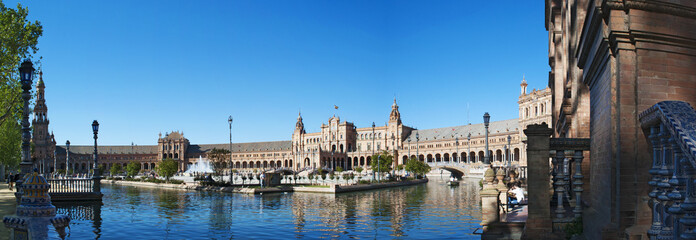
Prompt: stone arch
<box><xmin>360</xmin><ymin>156</ymin><xmax>365</xmax><ymax>166</ymax></box>
<box><xmin>289</xmin><ymin>159</ymin><xmax>293</xmax><ymax>168</ymax></box>
<box><xmin>514</xmin><ymin>148</ymin><xmax>520</xmax><ymax>161</ymax></box>
<box><xmin>443</xmin><ymin>153</ymin><xmax>450</xmax><ymax>162</ymax></box>
<box><xmin>366</xmin><ymin>156</ymin><xmax>372</xmax><ymax>166</ymax></box>
<box><xmin>496</xmin><ymin>149</ymin><xmax>503</xmax><ymax>161</ymax></box>
<box><xmin>452</xmin><ymin>153</ymin><xmax>457</xmax><ymax>162</ymax></box>
<box><xmin>284</xmin><ymin>160</ymin><xmax>288</xmax><ymax>167</ymax></box>
<box><xmin>304</xmin><ymin>158</ymin><xmax>310</xmax><ymax>167</ymax></box>
<box><xmin>235</xmin><ymin>162</ymin><xmax>240</xmax><ymax>168</ymax></box>
<box><xmin>277</xmin><ymin>160</ymin><xmax>282</xmax><ymax>168</ymax></box>
<box><xmin>242</xmin><ymin>161</ymin><xmax>247</xmax><ymax>168</ymax></box>
<box><xmin>263</xmin><ymin>161</ymin><xmax>268</xmax><ymax>168</ymax></box>
<box><xmin>435</xmin><ymin>153</ymin><xmax>441</xmax><ymax>162</ymax></box>
<box><xmin>419</xmin><ymin>154</ymin><xmax>425</xmax><ymax>162</ymax></box>
<box><xmin>478</xmin><ymin>151</ymin><xmax>485</xmax><ymax>162</ymax></box>
<box><xmin>461</xmin><ymin>152</ymin><xmax>467</xmax><ymax>163</ymax></box>
<box><xmin>402</xmin><ymin>155</ymin><xmax>408</xmax><ymax>163</ymax></box>
<box><xmin>256</xmin><ymin>161</ymin><xmax>261</xmax><ymax>168</ymax></box>
<box><xmin>427</xmin><ymin>154</ymin><xmax>433</xmax><ymax>163</ymax></box>
<box><xmin>174</xmin><ymin>153</ymin><xmax>178</xmax><ymax>159</ymax></box>
<box><xmin>340</xmin><ymin>144</ymin><xmax>344</xmax><ymax>153</ymax></box>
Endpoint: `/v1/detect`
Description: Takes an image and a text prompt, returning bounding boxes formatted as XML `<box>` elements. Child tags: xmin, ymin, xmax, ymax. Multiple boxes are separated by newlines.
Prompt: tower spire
<box><xmin>520</xmin><ymin>75</ymin><xmax>528</xmax><ymax>95</ymax></box>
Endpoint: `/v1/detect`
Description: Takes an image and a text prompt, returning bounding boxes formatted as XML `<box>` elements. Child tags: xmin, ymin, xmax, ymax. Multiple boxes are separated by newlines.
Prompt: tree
<box><xmin>0</xmin><ymin>2</ymin><xmax>43</xmax><ymax>168</ymax></box>
<box><xmin>126</xmin><ymin>161</ymin><xmax>140</xmax><ymax>178</ymax></box>
<box><xmin>405</xmin><ymin>157</ymin><xmax>431</xmax><ymax>178</ymax></box>
<box><xmin>208</xmin><ymin>148</ymin><xmax>230</xmax><ymax>177</ymax></box>
<box><xmin>335</xmin><ymin>166</ymin><xmax>343</xmax><ymax>172</ymax></box>
<box><xmin>110</xmin><ymin>164</ymin><xmax>122</xmax><ymax>176</ymax></box>
<box><xmin>157</xmin><ymin>158</ymin><xmax>179</xmax><ymax>182</ymax></box>
<box><xmin>370</xmin><ymin>151</ymin><xmax>393</xmax><ymax>173</ymax></box>
<box><xmin>354</xmin><ymin>166</ymin><xmax>363</xmax><ymax>176</ymax></box>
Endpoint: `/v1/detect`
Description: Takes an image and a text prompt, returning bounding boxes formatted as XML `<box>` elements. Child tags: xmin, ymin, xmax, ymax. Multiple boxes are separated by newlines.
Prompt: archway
<box><xmin>360</xmin><ymin>156</ymin><xmax>365</xmax><ymax>166</ymax></box>
<box><xmin>514</xmin><ymin>148</ymin><xmax>520</xmax><ymax>161</ymax></box>
<box><xmin>427</xmin><ymin>154</ymin><xmax>433</xmax><ymax>163</ymax></box>
<box><xmin>443</xmin><ymin>153</ymin><xmax>450</xmax><ymax>162</ymax></box>
<box><xmin>496</xmin><ymin>149</ymin><xmax>502</xmax><ymax>162</ymax></box>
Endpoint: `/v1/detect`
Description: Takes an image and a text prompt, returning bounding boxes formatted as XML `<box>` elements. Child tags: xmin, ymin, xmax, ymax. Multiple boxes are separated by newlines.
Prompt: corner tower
<box><xmin>32</xmin><ymin>71</ymin><xmax>55</xmax><ymax>169</ymax></box>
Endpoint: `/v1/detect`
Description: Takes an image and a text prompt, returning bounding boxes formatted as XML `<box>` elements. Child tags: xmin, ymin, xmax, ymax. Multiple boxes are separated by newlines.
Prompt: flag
<box><xmin>334</xmin><ymin>105</ymin><xmax>339</xmax><ymax>109</ymax></box>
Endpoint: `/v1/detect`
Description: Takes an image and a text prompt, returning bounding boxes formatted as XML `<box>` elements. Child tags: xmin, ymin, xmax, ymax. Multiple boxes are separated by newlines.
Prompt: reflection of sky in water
<box><xmin>51</xmin><ymin>179</ymin><xmax>481</xmax><ymax>239</ymax></box>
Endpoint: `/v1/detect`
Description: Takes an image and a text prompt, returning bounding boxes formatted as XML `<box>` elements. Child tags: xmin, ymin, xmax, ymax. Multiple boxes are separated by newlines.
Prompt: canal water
<box><xmin>51</xmin><ymin>178</ymin><xmax>482</xmax><ymax>239</ymax></box>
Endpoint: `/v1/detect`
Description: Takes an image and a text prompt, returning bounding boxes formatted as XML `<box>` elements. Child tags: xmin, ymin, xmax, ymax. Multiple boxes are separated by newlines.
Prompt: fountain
<box><xmin>184</xmin><ymin>156</ymin><xmax>214</xmax><ymax>175</ymax></box>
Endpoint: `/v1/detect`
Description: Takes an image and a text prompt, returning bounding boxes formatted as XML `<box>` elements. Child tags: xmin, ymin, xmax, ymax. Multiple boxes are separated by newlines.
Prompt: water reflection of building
<box><xmin>35</xmin><ymin>77</ymin><xmax>549</xmax><ymax>174</ymax></box>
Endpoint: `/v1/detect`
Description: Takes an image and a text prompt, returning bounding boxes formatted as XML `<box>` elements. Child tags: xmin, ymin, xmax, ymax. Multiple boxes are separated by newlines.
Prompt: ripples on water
<box><xmin>50</xmin><ymin>179</ymin><xmax>482</xmax><ymax>239</ymax></box>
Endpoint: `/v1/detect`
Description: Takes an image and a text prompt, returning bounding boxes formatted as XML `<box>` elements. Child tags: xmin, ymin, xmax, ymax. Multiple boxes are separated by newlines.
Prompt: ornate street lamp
<box><xmin>483</xmin><ymin>112</ymin><xmax>490</xmax><ymax>165</ymax></box>
<box><xmin>228</xmin><ymin>116</ymin><xmax>233</xmax><ymax>182</ymax></box>
<box><xmin>92</xmin><ymin>120</ymin><xmax>101</xmax><ymax>193</ymax></box>
<box><xmin>416</xmin><ymin>130</ymin><xmax>420</xmax><ymax>161</ymax></box>
<box><xmin>18</xmin><ymin>60</ymin><xmax>34</xmax><ymax>180</ymax></box>
<box><xmin>408</xmin><ymin>138</ymin><xmax>411</xmax><ymax>160</ymax></box>
<box><xmin>507</xmin><ymin>135</ymin><xmax>512</xmax><ymax>168</ymax></box>
<box><xmin>372</xmin><ymin>122</ymin><xmax>375</xmax><ymax>182</ymax></box>
<box><xmin>53</xmin><ymin>146</ymin><xmax>57</xmax><ymax>176</ymax></box>
<box><xmin>65</xmin><ymin>140</ymin><xmax>70</xmax><ymax>176</ymax></box>
<box><xmin>455</xmin><ymin>136</ymin><xmax>459</xmax><ymax>164</ymax></box>
<box><xmin>467</xmin><ymin>133</ymin><xmax>471</xmax><ymax>163</ymax></box>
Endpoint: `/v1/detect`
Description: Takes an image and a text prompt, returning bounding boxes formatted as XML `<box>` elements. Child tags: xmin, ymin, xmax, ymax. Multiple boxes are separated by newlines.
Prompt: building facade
<box><xmin>546</xmin><ymin>0</ymin><xmax>696</xmax><ymax>238</ymax></box>
<box><xmin>34</xmin><ymin>78</ymin><xmax>551</xmax><ymax>177</ymax></box>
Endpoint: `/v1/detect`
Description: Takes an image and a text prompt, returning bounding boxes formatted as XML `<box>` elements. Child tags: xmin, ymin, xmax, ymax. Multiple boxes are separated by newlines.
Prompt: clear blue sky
<box><xmin>8</xmin><ymin>0</ymin><xmax>548</xmax><ymax>146</ymax></box>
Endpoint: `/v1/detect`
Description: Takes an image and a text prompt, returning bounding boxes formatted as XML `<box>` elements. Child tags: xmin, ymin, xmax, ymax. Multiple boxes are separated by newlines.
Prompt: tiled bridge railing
<box><xmin>639</xmin><ymin>101</ymin><xmax>696</xmax><ymax>239</ymax></box>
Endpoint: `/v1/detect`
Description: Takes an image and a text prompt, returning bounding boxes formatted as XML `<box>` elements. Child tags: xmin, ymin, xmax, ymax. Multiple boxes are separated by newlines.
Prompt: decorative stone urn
<box><xmin>3</xmin><ymin>170</ymin><xmax>70</xmax><ymax>240</ymax></box>
<box><xmin>496</xmin><ymin>168</ymin><xmax>506</xmax><ymax>189</ymax></box>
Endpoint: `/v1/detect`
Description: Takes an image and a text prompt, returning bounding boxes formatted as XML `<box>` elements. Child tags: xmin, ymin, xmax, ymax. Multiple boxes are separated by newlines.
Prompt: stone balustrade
<box><xmin>639</xmin><ymin>101</ymin><xmax>696</xmax><ymax>239</ymax></box>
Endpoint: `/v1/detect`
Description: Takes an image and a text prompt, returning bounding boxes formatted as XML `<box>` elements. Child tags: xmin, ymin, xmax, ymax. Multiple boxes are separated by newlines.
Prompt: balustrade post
<box><xmin>573</xmin><ymin>150</ymin><xmax>584</xmax><ymax>218</ymax></box>
<box><xmin>668</xmin><ymin>138</ymin><xmax>686</xmax><ymax>238</ymax></box>
<box><xmin>555</xmin><ymin>150</ymin><xmax>566</xmax><ymax>219</ymax></box>
<box><xmin>522</xmin><ymin>124</ymin><xmax>553</xmax><ymax>238</ymax></box>
<box><xmin>659</xmin><ymin>124</ymin><xmax>675</xmax><ymax>238</ymax></box>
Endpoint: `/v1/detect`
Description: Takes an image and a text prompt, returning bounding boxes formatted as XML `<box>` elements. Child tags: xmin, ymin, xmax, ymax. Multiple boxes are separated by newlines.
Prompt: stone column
<box><xmin>480</xmin><ymin>167</ymin><xmax>500</xmax><ymax>229</ymax></box>
<box><xmin>522</xmin><ymin>124</ymin><xmax>553</xmax><ymax>239</ymax></box>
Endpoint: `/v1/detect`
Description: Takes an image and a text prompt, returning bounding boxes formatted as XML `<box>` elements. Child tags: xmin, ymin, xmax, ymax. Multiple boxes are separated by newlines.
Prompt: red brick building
<box><xmin>546</xmin><ymin>0</ymin><xmax>696</xmax><ymax>239</ymax></box>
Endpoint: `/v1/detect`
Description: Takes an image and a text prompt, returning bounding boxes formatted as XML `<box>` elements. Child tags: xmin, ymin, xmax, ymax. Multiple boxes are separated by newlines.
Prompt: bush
<box><xmin>565</xmin><ymin>217</ymin><xmax>582</xmax><ymax>239</ymax></box>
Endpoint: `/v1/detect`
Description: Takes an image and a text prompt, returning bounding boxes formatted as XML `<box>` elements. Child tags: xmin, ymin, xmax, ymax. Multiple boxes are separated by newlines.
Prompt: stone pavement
<box><xmin>0</xmin><ymin>183</ymin><xmax>17</xmax><ymax>240</ymax></box>
<box><xmin>503</xmin><ymin>205</ymin><xmax>528</xmax><ymax>222</ymax></box>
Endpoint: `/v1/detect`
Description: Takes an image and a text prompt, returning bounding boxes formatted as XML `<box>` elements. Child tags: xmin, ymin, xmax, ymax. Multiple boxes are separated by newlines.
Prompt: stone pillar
<box><xmin>523</xmin><ymin>124</ymin><xmax>553</xmax><ymax>239</ymax></box>
<box><xmin>480</xmin><ymin>167</ymin><xmax>500</xmax><ymax>229</ymax></box>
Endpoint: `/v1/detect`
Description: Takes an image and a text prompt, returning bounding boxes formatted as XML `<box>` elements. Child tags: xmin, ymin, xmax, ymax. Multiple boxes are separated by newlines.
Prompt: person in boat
<box><xmin>449</xmin><ymin>174</ymin><xmax>456</xmax><ymax>182</ymax></box>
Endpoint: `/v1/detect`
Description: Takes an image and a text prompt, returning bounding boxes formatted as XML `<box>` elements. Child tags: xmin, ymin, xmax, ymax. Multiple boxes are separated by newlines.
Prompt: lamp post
<box><xmin>371</xmin><ymin>122</ymin><xmax>375</xmax><ymax>182</ymax></box>
<box><xmin>391</xmin><ymin>134</ymin><xmax>395</xmax><ymax>177</ymax></box>
<box><xmin>483</xmin><ymin>112</ymin><xmax>490</xmax><ymax>165</ymax></box>
<box><xmin>228</xmin><ymin>116</ymin><xmax>233</xmax><ymax>182</ymax></box>
<box><xmin>18</xmin><ymin>60</ymin><xmax>34</xmax><ymax>181</ymax></box>
<box><xmin>65</xmin><ymin>140</ymin><xmax>70</xmax><ymax>176</ymax></box>
<box><xmin>92</xmin><ymin>120</ymin><xmax>101</xmax><ymax>193</ymax></box>
<box><xmin>455</xmin><ymin>136</ymin><xmax>459</xmax><ymax>164</ymax></box>
<box><xmin>408</xmin><ymin>138</ymin><xmax>411</xmax><ymax>159</ymax></box>
<box><xmin>507</xmin><ymin>135</ymin><xmax>512</xmax><ymax>168</ymax></box>
<box><xmin>416</xmin><ymin>131</ymin><xmax>420</xmax><ymax>161</ymax></box>
<box><xmin>467</xmin><ymin>133</ymin><xmax>471</xmax><ymax>163</ymax></box>
<box><xmin>53</xmin><ymin>147</ymin><xmax>57</xmax><ymax>176</ymax></box>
